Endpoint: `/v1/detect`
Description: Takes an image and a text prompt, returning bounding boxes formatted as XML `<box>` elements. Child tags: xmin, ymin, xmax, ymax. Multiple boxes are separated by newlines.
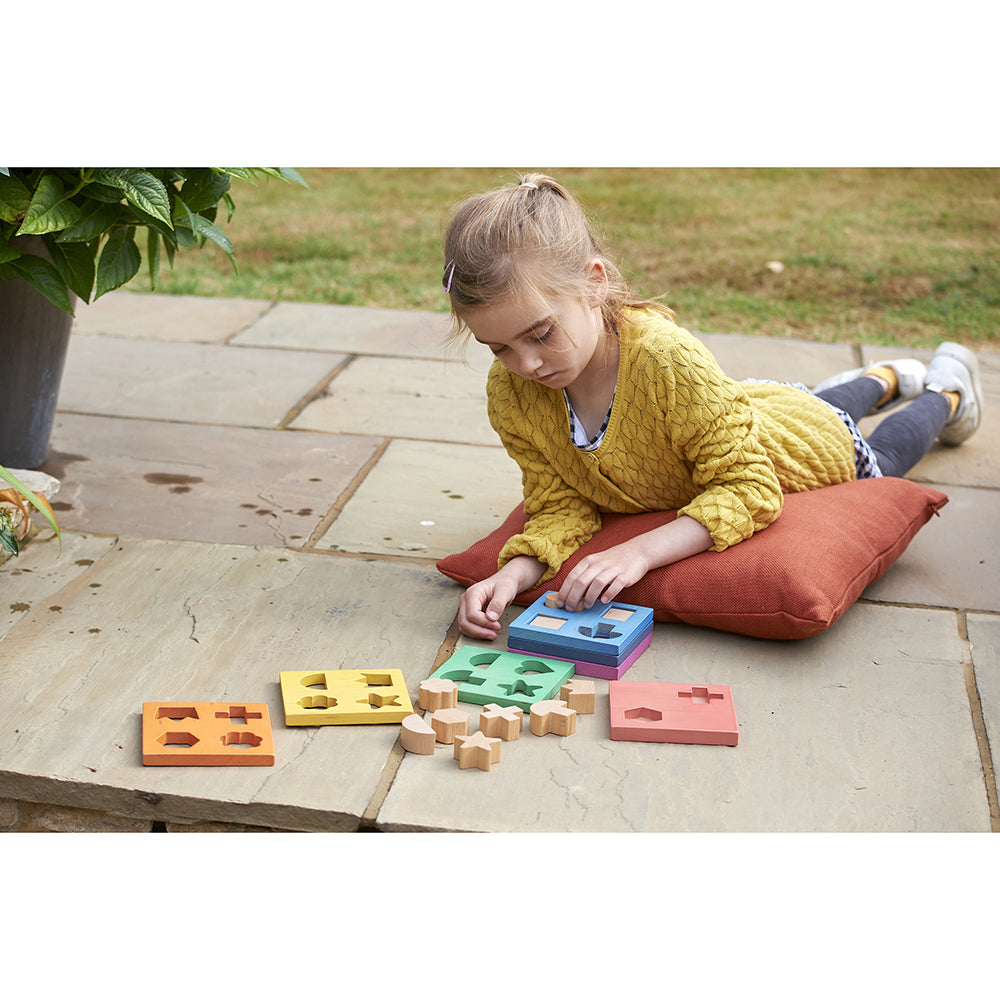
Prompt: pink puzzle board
<box><xmin>609</xmin><ymin>681</ymin><xmax>738</xmax><ymax>746</ymax></box>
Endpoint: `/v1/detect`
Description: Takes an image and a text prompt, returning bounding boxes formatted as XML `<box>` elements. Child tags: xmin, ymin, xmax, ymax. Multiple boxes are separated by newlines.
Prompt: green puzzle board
<box><xmin>429</xmin><ymin>647</ymin><xmax>575</xmax><ymax>711</ymax></box>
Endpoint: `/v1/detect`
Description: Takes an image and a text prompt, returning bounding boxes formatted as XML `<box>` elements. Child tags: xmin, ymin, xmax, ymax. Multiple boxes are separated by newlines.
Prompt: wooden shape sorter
<box><xmin>609</xmin><ymin>682</ymin><xmax>738</xmax><ymax>746</ymax></box>
<box><xmin>507</xmin><ymin>592</ymin><xmax>654</xmax><ymax>680</ymax></box>
<box><xmin>279</xmin><ymin>669</ymin><xmax>414</xmax><ymax>726</ymax></box>
<box><xmin>142</xmin><ymin>703</ymin><xmax>275</xmax><ymax>766</ymax></box>
<box><xmin>428</xmin><ymin>646</ymin><xmax>576</xmax><ymax>712</ymax></box>
<box><xmin>509</xmin><ymin>633</ymin><xmax>652</xmax><ymax>681</ymax></box>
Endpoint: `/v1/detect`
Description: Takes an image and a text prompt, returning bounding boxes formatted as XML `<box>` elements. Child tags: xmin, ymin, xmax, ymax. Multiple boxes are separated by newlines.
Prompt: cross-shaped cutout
<box><xmin>215</xmin><ymin>705</ymin><xmax>263</xmax><ymax>726</ymax></box>
<box><xmin>678</xmin><ymin>686</ymin><xmax>724</xmax><ymax>705</ymax></box>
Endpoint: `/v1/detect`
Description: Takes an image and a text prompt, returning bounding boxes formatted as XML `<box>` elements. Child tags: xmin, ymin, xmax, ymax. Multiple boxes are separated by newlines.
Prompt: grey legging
<box><xmin>814</xmin><ymin>376</ymin><xmax>951</xmax><ymax>478</ymax></box>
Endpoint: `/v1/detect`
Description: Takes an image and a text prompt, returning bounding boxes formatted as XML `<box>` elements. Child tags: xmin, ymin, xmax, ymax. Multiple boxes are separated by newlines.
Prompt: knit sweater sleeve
<box><xmin>657</xmin><ymin>334</ymin><xmax>784</xmax><ymax>550</ymax></box>
<box><xmin>487</xmin><ymin>364</ymin><xmax>602</xmax><ymax>584</ymax></box>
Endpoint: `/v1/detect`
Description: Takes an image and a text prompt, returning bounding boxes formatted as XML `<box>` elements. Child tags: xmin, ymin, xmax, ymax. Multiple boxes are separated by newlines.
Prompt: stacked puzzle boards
<box><xmin>507</xmin><ymin>592</ymin><xmax>654</xmax><ymax>680</ymax></box>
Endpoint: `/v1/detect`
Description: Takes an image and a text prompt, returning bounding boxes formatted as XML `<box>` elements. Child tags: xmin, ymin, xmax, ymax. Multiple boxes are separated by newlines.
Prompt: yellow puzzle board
<box><xmin>280</xmin><ymin>669</ymin><xmax>414</xmax><ymax>726</ymax></box>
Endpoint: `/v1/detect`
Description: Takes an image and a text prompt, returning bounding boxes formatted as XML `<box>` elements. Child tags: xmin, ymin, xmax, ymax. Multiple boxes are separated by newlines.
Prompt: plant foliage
<box><xmin>0</xmin><ymin>463</ymin><xmax>60</xmax><ymax>556</ymax></box>
<box><xmin>0</xmin><ymin>167</ymin><xmax>306</xmax><ymax>313</ymax></box>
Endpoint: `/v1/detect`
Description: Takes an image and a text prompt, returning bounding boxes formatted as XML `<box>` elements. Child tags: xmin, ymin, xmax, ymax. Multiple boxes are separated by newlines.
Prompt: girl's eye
<box><xmin>535</xmin><ymin>326</ymin><xmax>554</xmax><ymax>343</ymax></box>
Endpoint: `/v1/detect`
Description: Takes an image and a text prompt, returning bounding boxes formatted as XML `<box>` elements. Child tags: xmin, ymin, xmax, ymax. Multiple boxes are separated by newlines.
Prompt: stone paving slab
<box><xmin>0</xmin><ymin>539</ymin><xmax>458</xmax><ymax>831</ymax></box>
<box><xmin>378</xmin><ymin>603</ymin><xmax>989</xmax><ymax>832</ymax></box>
<box><xmin>968</xmin><ymin>614</ymin><xmax>1000</xmax><ymax>767</ymax></box>
<box><xmin>315</xmin><ymin>439</ymin><xmax>522</xmax><ymax>560</ymax></box>
<box><xmin>41</xmin><ymin>413</ymin><xmax>382</xmax><ymax>548</ymax></box>
<box><xmin>2</xmin><ymin>532</ymin><xmax>119</xmax><ymax>640</ymax></box>
<box><xmin>72</xmin><ymin>292</ymin><xmax>272</xmax><ymax>343</ymax></box>
<box><xmin>232</xmin><ymin>300</ymin><xmax>484</xmax><ymax>361</ymax></box>
<box><xmin>58</xmin><ymin>336</ymin><xmax>346</xmax><ymax>428</ymax></box>
<box><xmin>292</xmin><ymin>355</ymin><xmax>497</xmax><ymax>445</ymax></box>
<box><xmin>861</xmin><ymin>483</ymin><xmax>1000</xmax><ymax>613</ymax></box>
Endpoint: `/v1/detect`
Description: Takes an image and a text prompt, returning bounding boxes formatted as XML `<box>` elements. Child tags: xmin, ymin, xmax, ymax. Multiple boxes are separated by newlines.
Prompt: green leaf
<box><xmin>0</xmin><ymin>172</ymin><xmax>31</xmax><ymax>222</ymax></box>
<box><xmin>81</xmin><ymin>181</ymin><xmax>129</xmax><ymax>204</ymax></box>
<box><xmin>217</xmin><ymin>168</ymin><xmax>257</xmax><ymax>182</ymax></box>
<box><xmin>147</xmin><ymin>228</ymin><xmax>160</xmax><ymax>289</ymax></box>
<box><xmin>91</xmin><ymin>169</ymin><xmax>173</xmax><ymax>228</ymax></box>
<box><xmin>94</xmin><ymin>227</ymin><xmax>141</xmax><ymax>299</ymax></box>
<box><xmin>55</xmin><ymin>201</ymin><xmax>123</xmax><ymax>243</ymax></box>
<box><xmin>44</xmin><ymin>236</ymin><xmax>96</xmax><ymax>302</ymax></box>
<box><xmin>278</xmin><ymin>167</ymin><xmax>309</xmax><ymax>187</ymax></box>
<box><xmin>16</xmin><ymin>173</ymin><xmax>83</xmax><ymax>236</ymax></box>
<box><xmin>0</xmin><ymin>239</ymin><xmax>21</xmax><ymax>264</ymax></box>
<box><xmin>7</xmin><ymin>253</ymin><xmax>74</xmax><ymax>312</ymax></box>
<box><xmin>1</xmin><ymin>518</ymin><xmax>18</xmax><ymax>556</ymax></box>
<box><xmin>190</xmin><ymin>214</ymin><xmax>235</xmax><ymax>267</ymax></box>
<box><xmin>0</xmin><ymin>465</ymin><xmax>61</xmax><ymax>546</ymax></box>
<box><xmin>172</xmin><ymin>195</ymin><xmax>234</xmax><ymax>265</ymax></box>
<box><xmin>180</xmin><ymin>170</ymin><xmax>231</xmax><ymax>212</ymax></box>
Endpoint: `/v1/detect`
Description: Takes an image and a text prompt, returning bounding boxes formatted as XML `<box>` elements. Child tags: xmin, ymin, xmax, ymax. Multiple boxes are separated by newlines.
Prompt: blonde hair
<box><xmin>442</xmin><ymin>173</ymin><xmax>674</xmax><ymax>340</ymax></box>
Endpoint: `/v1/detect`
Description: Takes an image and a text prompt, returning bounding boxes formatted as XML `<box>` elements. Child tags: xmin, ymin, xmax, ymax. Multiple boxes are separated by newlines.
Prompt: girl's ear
<box><xmin>584</xmin><ymin>258</ymin><xmax>610</xmax><ymax>307</ymax></box>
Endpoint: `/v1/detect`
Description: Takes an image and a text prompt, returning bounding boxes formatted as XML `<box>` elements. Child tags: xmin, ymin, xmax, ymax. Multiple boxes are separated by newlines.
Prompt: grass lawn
<box><xmin>132</xmin><ymin>168</ymin><xmax>999</xmax><ymax>349</ymax></box>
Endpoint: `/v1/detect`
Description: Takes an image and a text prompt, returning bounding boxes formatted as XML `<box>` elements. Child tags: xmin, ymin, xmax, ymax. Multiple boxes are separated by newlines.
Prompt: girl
<box><xmin>442</xmin><ymin>174</ymin><xmax>983</xmax><ymax>640</ymax></box>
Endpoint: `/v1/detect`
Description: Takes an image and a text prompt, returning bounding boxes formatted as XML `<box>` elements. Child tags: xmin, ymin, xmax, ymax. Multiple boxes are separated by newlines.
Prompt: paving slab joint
<box><xmin>301</xmin><ymin>437</ymin><xmax>392</xmax><ymax>549</ymax></box>
<box><xmin>958</xmin><ymin>611</ymin><xmax>1000</xmax><ymax>830</ymax></box>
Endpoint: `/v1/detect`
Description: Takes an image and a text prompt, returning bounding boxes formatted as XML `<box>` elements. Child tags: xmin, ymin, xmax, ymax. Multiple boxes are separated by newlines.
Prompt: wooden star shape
<box><xmin>453</xmin><ymin>731</ymin><xmax>502</xmax><ymax>771</ymax></box>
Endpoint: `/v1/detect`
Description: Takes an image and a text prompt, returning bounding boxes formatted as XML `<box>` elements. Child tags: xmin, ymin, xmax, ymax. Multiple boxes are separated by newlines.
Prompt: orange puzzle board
<box><xmin>609</xmin><ymin>682</ymin><xmax>738</xmax><ymax>746</ymax></box>
<box><xmin>142</xmin><ymin>702</ymin><xmax>276</xmax><ymax>766</ymax></box>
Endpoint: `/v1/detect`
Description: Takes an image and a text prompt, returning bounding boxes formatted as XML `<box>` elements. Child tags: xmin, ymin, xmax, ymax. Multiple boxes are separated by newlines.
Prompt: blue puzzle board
<box><xmin>507</xmin><ymin>593</ymin><xmax>654</xmax><ymax>661</ymax></box>
<box><xmin>428</xmin><ymin>646</ymin><xmax>575</xmax><ymax>711</ymax></box>
<box><xmin>510</xmin><ymin>633</ymin><xmax>648</xmax><ymax>667</ymax></box>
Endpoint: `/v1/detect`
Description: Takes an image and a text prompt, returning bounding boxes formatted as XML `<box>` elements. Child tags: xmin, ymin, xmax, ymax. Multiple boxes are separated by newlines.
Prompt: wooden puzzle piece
<box><xmin>419</xmin><ymin>677</ymin><xmax>458</xmax><ymax>711</ymax></box>
<box><xmin>280</xmin><ymin>669</ymin><xmax>414</xmax><ymax>726</ymax></box>
<box><xmin>400</xmin><ymin>714</ymin><xmax>436</xmax><ymax>754</ymax></box>
<box><xmin>609</xmin><ymin>681</ymin><xmax>738</xmax><ymax>746</ymax></box>
<box><xmin>142</xmin><ymin>703</ymin><xmax>275</xmax><ymax>766</ymax></box>
<box><xmin>529</xmin><ymin>699</ymin><xmax>577</xmax><ymax>737</ymax></box>
<box><xmin>560</xmin><ymin>679</ymin><xmax>596</xmax><ymax>714</ymax></box>
<box><xmin>429</xmin><ymin>646</ymin><xmax>575</xmax><ymax>711</ymax></box>
<box><xmin>509</xmin><ymin>632</ymin><xmax>652</xmax><ymax>680</ymax></box>
<box><xmin>429</xmin><ymin>708</ymin><xmax>469</xmax><ymax>744</ymax></box>
<box><xmin>453</xmin><ymin>731</ymin><xmax>502</xmax><ymax>771</ymax></box>
<box><xmin>479</xmin><ymin>703</ymin><xmax>523</xmax><ymax>741</ymax></box>
<box><xmin>508</xmin><ymin>592</ymin><xmax>653</xmax><ymax>661</ymax></box>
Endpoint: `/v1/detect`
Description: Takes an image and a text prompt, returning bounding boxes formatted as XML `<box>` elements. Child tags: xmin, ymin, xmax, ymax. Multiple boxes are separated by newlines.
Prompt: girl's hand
<box><xmin>457</xmin><ymin>555</ymin><xmax>547</xmax><ymax>640</ymax></box>
<box><xmin>556</xmin><ymin>540</ymin><xmax>649</xmax><ymax>612</ymax></box>
<box><xmin>458</xmin><ymin>576</ymin><xmax>519</xmax><ymax>640</ymax></box>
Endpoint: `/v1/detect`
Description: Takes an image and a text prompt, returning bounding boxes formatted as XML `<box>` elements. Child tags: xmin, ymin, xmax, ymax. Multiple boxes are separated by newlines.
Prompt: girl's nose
<box><xmin>519</xmin><ymin>347</ymin><xmax>543</xmax><ymax>378</ymax></box>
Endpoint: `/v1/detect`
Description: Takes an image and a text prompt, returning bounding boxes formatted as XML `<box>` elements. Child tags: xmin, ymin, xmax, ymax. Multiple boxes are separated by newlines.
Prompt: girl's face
<box><xmin>462</xmin><ymin>263</ymin><xmax>611</xmax><ymax>390</ymax></box>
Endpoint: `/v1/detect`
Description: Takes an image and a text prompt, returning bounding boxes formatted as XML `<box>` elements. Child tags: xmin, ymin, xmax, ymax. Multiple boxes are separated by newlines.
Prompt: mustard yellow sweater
<box><xmin>488</xmin><ymin>309</ymin><xmax>857</xmax><ymax>582</ymax></box>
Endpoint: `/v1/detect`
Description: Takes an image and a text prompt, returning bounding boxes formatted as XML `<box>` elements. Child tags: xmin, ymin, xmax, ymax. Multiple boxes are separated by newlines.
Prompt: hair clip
<box><xmin>442</xmin><ymin>260</ymin><xmax>456</xmax><ymax>293</ymax></box>
<box><xmin>519</xmin><ymin>181</ymin><xmax>539</xmax><ymax>190</ymax></box>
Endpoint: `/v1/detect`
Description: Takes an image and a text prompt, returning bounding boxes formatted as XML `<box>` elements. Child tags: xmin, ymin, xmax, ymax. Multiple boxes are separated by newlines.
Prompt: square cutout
<box><xmin>530</xmin><ymin>614</ymin><xmax>567</xmax><ymax>630</ymax></box>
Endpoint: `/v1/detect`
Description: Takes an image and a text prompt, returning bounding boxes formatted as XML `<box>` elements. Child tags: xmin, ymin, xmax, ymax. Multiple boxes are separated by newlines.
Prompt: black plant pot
<box><xmin>0</xmin><ymin>241</ymin><xmax>75</xmax><ymax>469</ymax></box>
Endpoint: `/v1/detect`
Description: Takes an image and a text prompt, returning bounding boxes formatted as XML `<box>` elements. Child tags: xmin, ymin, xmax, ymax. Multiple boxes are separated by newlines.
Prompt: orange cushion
<box><xmin>436</xmin><ymin>478</ymin><xmax>948</xmax><ymax>640</ymax></box>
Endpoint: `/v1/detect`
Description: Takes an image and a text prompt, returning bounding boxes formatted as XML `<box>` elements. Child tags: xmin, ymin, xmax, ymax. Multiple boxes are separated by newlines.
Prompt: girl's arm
<box><xmin>458</xmin><ymin>554</ymin><xmax>547</xmax><ymax>640</ymax></box>
<box><xmin>554</xmin><ymin>514</ymin><xmax>713</xmax><ymax>612</ymax></box>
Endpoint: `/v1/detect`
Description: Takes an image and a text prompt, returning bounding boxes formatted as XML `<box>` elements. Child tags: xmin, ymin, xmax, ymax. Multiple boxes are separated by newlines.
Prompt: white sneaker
<box><xmin>924</xmin><ymin>342</ymin><xmax>983</xmax><ymax>446</ymax></box>
<box><xmin>812</xmin><ymin>357</ymin><xmax>928</xmax><ymax>414</ymax></box>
